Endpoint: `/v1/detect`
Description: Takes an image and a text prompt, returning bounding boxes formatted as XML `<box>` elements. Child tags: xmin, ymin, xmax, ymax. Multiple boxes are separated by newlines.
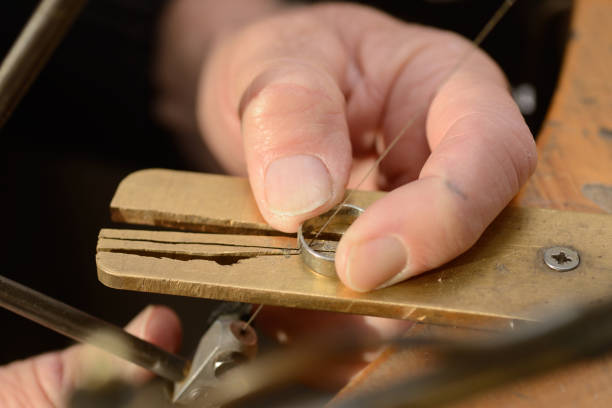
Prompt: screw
<box><xmin>543</xmin><ymin>247</ymin><xmax>580</xmax><ymax>272</ymax></box>
<box><xmin>189</xmin><ymin>388</ymin><xmax>202</xmax><ymax>400</ymax></box>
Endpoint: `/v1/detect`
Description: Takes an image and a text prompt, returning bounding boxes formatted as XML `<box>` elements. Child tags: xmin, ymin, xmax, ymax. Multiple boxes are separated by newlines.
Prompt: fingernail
<box><xmin>345</xmin><ymin>236</ymin><xmax>410</xmax><ymax>292</ymax></box>
<box><xmin>265</xmin><ymin>155</ymin><xmax>332</xmax><ymax>216</ymax></box>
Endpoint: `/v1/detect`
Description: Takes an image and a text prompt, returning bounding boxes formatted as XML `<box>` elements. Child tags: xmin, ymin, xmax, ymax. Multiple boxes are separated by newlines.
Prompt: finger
<box><xmin>0</xmin><ymin>305</ymin><xmax>182</xmax><ymax>406</ymax></box>
<box><xmin>344</xmin><ymin>23</ymin><xmax>446</xmax><ymax>189</ymax></box>
<box><xmin>376</xmin><ymin>30</ymin><xmax>510</xmax><ymax>190</ymax></box>
<box><xmin>199</xmin><ymin>10</ymin><xmax>353</xmax><ymax>232</ymax></box>
<box><xmin>241</xmin><ymin>62</ymin><xmax>352</xmax><ymax>232</ymax></box>
<box><xmin>66</xmin><ymin>305</ymin><xmax>183</xmax><ymax>387</ymax></box>
<box><xmin>336</xmin><ymin>51</ymin><xmax>537</xmax><ymax>292</ymax></box>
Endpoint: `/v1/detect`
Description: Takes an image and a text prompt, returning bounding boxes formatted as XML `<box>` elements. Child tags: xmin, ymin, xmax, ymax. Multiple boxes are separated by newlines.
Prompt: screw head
<box><xmin>189</xmin><ymin>388</ymin><xmax>202</xmax><ymax>400</ymax></box>
<box><xmin>543</xmin><ymin>247</ymin><xmax>580</xmax><ymax>272</ymax></box>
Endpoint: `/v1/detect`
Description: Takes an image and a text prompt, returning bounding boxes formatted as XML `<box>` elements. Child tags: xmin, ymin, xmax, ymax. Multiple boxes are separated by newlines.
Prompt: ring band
<box><xmin>298</xmin><ymin>203</ymin><xmax>365</xmax><ymax>278</ymax></box>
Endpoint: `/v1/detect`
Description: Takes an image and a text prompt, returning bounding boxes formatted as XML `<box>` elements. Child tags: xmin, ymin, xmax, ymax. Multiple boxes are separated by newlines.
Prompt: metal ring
<box><xmin>298</xmin><ymin>203</ymin><xmax>365</xmax><ymax>278</ymax></box>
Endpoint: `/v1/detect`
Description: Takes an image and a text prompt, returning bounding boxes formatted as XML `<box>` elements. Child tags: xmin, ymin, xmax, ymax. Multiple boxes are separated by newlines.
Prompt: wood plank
<box><xmin>110</xmin><ymin>169</ymin><xmax>383</xmax><ymax>234</ymax></box>
<box><xmin>97</xmin><ymin>206</ymin><xmax>612</xmax><ymax>330</ymax></box>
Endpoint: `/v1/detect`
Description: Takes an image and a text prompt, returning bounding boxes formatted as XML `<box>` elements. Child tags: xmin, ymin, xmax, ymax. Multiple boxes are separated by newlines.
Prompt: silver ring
<box><xmin>298</xmin><ymin>203</ymin><xmax>365</xmax><ymax>278</ymax></box>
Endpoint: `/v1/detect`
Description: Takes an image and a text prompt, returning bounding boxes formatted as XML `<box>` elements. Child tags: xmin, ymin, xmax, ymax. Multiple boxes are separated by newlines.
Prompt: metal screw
<box><xmin>189</xmin><ymin>388</ymin><xmax>202</xmax><ymax>400</ymax></box>
<box><xmin>543</xmin><ymin>247</ymin><xmax>580</xmax><ymax>272</ymax></box>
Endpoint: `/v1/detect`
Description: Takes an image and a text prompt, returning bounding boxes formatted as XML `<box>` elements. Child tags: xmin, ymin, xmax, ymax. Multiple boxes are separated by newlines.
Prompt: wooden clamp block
<box><xmin>97</xmin><ymin>169</ymin><xmax>612</xmax><ymax>331</ymax></box>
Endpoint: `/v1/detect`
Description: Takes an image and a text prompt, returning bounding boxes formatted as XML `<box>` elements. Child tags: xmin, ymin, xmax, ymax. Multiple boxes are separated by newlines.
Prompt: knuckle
<box><xmin>241</xmin><ymin>69</ymin><xmax>347</xmax><ymax>156</ymax></box>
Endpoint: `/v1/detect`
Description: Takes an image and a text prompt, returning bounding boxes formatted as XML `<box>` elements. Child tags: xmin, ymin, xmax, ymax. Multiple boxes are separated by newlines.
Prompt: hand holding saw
<box><xmin>0</xmin><ymin>274</ymin><xmax>258</xmax><ymax>405</ymax></box>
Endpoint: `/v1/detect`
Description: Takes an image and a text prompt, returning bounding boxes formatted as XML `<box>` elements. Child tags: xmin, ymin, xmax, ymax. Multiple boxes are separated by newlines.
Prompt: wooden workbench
<box><xmin>335</xmin><ymin>0</ymin><xmax>612</xmax><ymax>405</ymax></box>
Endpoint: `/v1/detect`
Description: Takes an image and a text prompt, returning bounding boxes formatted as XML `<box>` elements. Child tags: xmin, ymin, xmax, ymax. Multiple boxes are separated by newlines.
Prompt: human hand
<box><xmin>198</xmin><ymin>3</ymin><xmax>537</xmax><ymax>291</ymax></box>
<box><xmin>0</xmin><ymin>306</ymin><xmax>182</xmax><ymax>407</ymax></box>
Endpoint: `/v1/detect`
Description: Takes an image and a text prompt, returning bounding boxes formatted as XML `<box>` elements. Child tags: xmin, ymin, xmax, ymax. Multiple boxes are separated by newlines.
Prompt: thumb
<box><xmin>239</xmin><ymin>61</ymin><xmax>352</xmax><ymax>232</ymax></box>
<box><xmin>198</xmin><ymin>10</ymin><xmax>354</xmax><ymax>232</ymax></box>
<box><xmin>0</xmin><ymin>305</ymin><xmax>182</xmax><ymax>407</ymax></box>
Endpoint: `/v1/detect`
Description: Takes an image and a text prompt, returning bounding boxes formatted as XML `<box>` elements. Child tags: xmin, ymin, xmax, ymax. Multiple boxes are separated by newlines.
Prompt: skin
<box><xmin>0</xmin><ymin>1</ymin><xmax>537</xmax><ymax>401</ymax></box>
<box><xmin>193</xmin><ymin>2</ymin><xmax>536</xmax><ymax>385</ymax></box>
<box><xmin>0</xmin><ymin>306</ymin><xmax>182</xmax><ymax>407</ymax></box>
<box><xmin>198</xmin><ymin>3</ymin><xmax>537</xmax><ymax>288</ymax></box>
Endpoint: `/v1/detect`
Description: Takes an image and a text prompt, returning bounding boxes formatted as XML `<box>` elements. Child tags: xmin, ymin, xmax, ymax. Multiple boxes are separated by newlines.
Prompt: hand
<box><xmin>0</xmin><ymin>306</ymin><xmax>182</xmax><ymax>407</ymax></box>
<box><xmin>198</xmin><ymin>3</ymin><xmax>537</xmax><ymax>291</ymax></box>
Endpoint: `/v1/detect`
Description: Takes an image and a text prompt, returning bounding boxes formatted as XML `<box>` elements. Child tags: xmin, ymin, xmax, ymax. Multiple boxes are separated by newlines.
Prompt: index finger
<box><xmin>336</xmin><ymin>41</ymin><xmax>537</xmax><ymax>292</ymax></box>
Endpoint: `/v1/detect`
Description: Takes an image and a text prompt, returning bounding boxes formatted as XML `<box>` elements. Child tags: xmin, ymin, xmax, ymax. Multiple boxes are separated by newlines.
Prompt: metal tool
<box><xmin>0</xmin><ymin>0</ymin><xmax>87</xmax><ymax>128</ymax></box>
<box><xmin>62</xmin><ymin>295</ymin><xmax>612</xmax><ymax>408</ymax></box>
<box><xmin>0</xmin><ymin>275</ymin><xmax>188</xmax><ymax>381</ymax></box>
<box><xmin>173</xmin><ymin>315</ymin><xmax>257</xmax><ymax>404</ymax></box>
<box><xmin>543</xmin><ymin>246</ymin><xmax>580</xmax><ymax>272</ymax></box>
<box><xmin>97</xmin><ymin>169</ymin><xmax>612</xmax><ymax>331</ymax></box>
<box><xmin>0</xmin><ymin>275</ymin><xmax>257</xmax><ymax>405</ymax></box>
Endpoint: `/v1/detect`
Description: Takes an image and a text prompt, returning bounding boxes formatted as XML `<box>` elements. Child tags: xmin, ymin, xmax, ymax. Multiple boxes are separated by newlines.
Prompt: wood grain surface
<box><xmin>515</xmin><ymin>0</ymin><xmax>612</xmax><ymax>213</ymax></box>
<box><xmin>110</xmin><ymin>169</ymin><xmax>383</xmax><ymax>234</ymax></box>
<box><xmin>336</xmin><ymin>0</ymin><xmax>612</xmax><ymax>405</ymax></box>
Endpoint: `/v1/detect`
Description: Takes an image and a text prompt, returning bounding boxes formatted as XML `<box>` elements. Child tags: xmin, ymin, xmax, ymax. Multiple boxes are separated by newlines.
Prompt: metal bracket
<box><xmin>172</xmin><ymin>315</ymin><xmax>257</xmax><ymax>404</ymax></box>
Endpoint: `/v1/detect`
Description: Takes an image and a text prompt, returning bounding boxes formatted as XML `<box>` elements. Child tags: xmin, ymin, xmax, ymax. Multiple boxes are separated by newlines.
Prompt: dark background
<box><xmin>0</xmin><ymin>0</ymin><xmax>570</xmax><ymax>365</ymax></box>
